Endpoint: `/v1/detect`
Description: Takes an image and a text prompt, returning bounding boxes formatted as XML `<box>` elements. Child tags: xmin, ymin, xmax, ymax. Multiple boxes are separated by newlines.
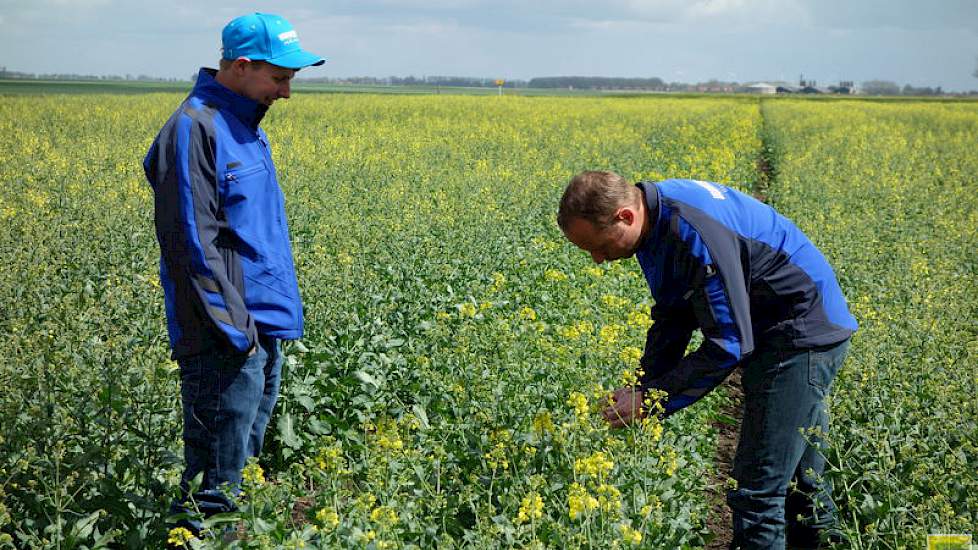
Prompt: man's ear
<box><xmin>617</xmin><ymin>207</ymin><xmax>636</xmax><ymax>225</ymax></box>
<box><xmin>232</xmin><ymin>57</ymin><xmax>251</xmax><ymax>76</ymax></box>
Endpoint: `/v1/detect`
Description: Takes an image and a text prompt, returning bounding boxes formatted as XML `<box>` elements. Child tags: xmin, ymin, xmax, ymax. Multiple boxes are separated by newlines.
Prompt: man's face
<box><xmin>238</xmin><ymin>61</ymin><xmax>296</xmax><ymax>107</ymax></box>
<box><xmin>563</xmin><ymin>211</ymin><xmax>643</xmax><ymax>264</ymax></box>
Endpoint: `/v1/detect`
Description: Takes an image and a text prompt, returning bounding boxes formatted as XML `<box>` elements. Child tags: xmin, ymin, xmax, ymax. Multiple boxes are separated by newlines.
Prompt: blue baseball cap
<box><xmin>222</xmin><ymin>13</ymin><xmax>325</xmax><ymax>69</ymax></box>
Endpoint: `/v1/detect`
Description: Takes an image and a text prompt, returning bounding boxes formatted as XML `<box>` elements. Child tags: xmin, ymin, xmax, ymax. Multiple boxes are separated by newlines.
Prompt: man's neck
<box><xmin>214</xmin><ymin>70</ymin><xmax>240</xmax><ymax>95</ymax></box>
<box><xmin>638</xmin><ymin>190</ymin><xmax>653</xmax><ymax>244</ymax></box>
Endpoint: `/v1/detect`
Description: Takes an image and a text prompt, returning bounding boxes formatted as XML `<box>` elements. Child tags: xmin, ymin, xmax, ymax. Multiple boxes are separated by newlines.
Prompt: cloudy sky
<box><xmin>2</xmin><ymin>0</ymin><xmax>977</xmax><ymax>90</ymax></box>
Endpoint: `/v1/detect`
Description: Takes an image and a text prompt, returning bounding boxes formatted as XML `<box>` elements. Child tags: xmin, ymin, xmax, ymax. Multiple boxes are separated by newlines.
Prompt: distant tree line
<box><xmin>303</xmin><ymin>75</ymin><xmax>741</xmax><ymax>93</ymax></box>
<box><xmin>298</xmin><ymin>75</ymin><xmax>530</xmax><ymax>88</ymax></box>
<box><xmin>0</xmin><ymin>67</ymin><xmax>183</xmax><ymax>82</ymax></box>
<box><xmin>3</xmin><ymin>65</ymin><xmax>978</xmax><ymax>96</ymax></box>
<box><xmin>860</xmin><ymin>80</ymin><xmax>948</xmax><ymax>96</ymax></box>
<box><xmin>528</xmin><ymin>76</ymin><xmax>667</xmax><ymax>90</ymax></box>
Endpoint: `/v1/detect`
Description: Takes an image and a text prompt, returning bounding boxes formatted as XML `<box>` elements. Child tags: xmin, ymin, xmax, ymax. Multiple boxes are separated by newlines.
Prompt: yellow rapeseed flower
<box><xmin>574</xmin><ymin>451</ymin><xmax>614</xmax><ymax>480</ymax></box>
<box><xmin>559</xmin><ymin>320</ymin><xmax>594</xmax><ymax>340</ymax></box>
<box><xmin>520</xmin><ymin>306</ymin><xmax>537</xmax><ymax>321</ymax></box>
<box><xmin>532</xmin><ymin>410</ymin><xmax>554</xmax><ymax>434</ymax></box>
<box><xmin>374</xmin><ymin>418</ymin><xmax>404</xmax><ymax>451</ymax></box>
<box><xmin>567</xmin><ymin>482</ymin><xmax>599</xmax><ymax>520</ymax></box>
<box><xmin>641</xmin><ymin>417</ymin><xmax>664</xmax><ymax>442</ymax></box>
<box><xmin>640</xmin><ymin>496</ymin><xmax>662</xmax><ymax>517</ymax></box>
<box><xmin>545</xmin><ymin>269</ymin><xmax>568</xmax><ymax>282</ymax></box>
<box><xmin>241</xmin><ymin>462</ymin><xmax>265</xmax><ymax>486</ymax></box>
<box><xmin>315</xmin><ymin>507</ymin><xmax>340</xmax><ymax>530</ymax></box>
<box><xmin>595</xmin><ymin>483</ymin><xmax>621</xmax><ymax>513</ymax></box>
<box><xmin>601</xmin><ymin>294</ymin><xmax>629</xmax><ymax>309</ymax></box>
<box><xmin>489</xmin><ymin>272</ymin><xmax>506</xmax><ymax>293</ymax></box>
<box><xmin>619</xmin><ymin>346</ymin><xmax>643</xmax><ymax>365</ymax></box>
<box><xmin>316</xmin><ymin>445</ymin><xmax>346</xmax><ymax>472</ymax></box>
<box><xmin>643</xmin><ymin>388</ymin><xmax>668</xmax><ymax>417</ymax></box>
<box><xmin>626</xmin><ymin>309</ymin><xmax>652</xmax><ymax>329</ymax></box>
<box><xmin>356</xmin><ymin>493</ymin><xmax>378</xmax><ymax>511</ymax></box>
<box><xmin>515</xmin><ymin>492</ymin><xmax>544</xmax><ymax>524</ymax></box>
<box><xmin>621</xmin><ymin>368</ymin><xmax>639</xmax><ymax>387</ymax></box>
<box><xmin>484</xmin><ymin>442</ymin><xmax>510</xmax><ymax>471</ymax></box>
<box><xmin>167</xmin><ymin>527</ymin><xmax>196</xmax><ymax>546</ymax></box>
<box><xmin>370</xmin><ymin>505</ymin><xmax>399</xmax><ymax>527</ymax></box>
<box><xmin>459</xmin><ymin>303</ymin><xmax>477</xmax><ymax>318</ymax></box>
<box><xmin>599</xmin><ymin>324</ymin><xmax>625</xmax><ymax>345</ymax></box>
<box><xmin>661</xmin><ymin>447</ymin><xmax>679</xmax><ymax>476</ymax></box>
<box><xmin>566</xmin><ymin>392</ymin><xmax>589</xmax><ymax>418</ymax></box>
<box><xmin>618</xmin><ymin>523</ymin><xmax>643</xmax><ymax>545</ymax></box>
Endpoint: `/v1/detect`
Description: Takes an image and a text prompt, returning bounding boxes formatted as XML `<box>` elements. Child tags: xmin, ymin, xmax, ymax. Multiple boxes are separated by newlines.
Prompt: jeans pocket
<box><xmin>807</xmin><ymin>341</ymin><xmax>849</xmax><ymax>397</ymax></box>
<box><xmin>179</xmin><ymin>356</ymin><xmax>203</xmax><ymax>409</ymax></box>
<box><xmin>178</xmin><ymin>356</ymin><xmax>214</xmax><ymax>443</ymax></box>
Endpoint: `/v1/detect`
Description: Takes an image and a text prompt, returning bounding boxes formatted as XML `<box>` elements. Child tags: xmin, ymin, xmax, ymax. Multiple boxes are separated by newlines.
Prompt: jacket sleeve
<box><xmin>147</xmin><ymin>111</ymin><xmax>257</xmax><ymax>353</ymax></box>
<box><xmin>642</xmin><ymin>216</ymin><xmax>751</xmax><ymax>416</ymax></box>
<box><xmin>638</xmin><ymin>301</ymin><xmax>697</xmax><ymax>389</ymax></box>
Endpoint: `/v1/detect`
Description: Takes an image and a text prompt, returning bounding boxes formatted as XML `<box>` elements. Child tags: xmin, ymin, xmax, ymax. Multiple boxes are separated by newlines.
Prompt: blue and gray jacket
<box><xmin>636</xmin><ymin>179</ymin><xmax>857</xmax><ymax>415</ymax></box>
<box><xmin>144</xmin><ymin>68</ymin><xmax>303</xmax><ymax>359</ymax></box>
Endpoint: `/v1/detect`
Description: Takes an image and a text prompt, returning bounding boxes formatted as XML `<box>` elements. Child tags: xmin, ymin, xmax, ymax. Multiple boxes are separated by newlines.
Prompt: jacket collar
<box><xmin>192</xmin><ymin>68</ymin><xmax>268</xmax><ymax>130</ymax></box>
<box><xmin>636</xmin><ymin>181</ymin><xmax>661</xmax><ymax>250</ymax></box>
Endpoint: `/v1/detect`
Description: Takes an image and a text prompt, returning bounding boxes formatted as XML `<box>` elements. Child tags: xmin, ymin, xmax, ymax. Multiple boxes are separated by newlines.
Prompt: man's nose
<box><xmin>279</xmin><ymin>82</ymin><xmax>291</xmax><ymax>99</ymax></box>
<box><xmin>590</xmin><ymin>251</ymin><xmax>604</xmax><ymax>264</ymax></box>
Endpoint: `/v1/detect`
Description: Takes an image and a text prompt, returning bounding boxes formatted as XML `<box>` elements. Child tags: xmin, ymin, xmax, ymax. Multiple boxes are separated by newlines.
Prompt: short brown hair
<box><xmin>217</xmin><ymin>58</ymin><xmax>275</xmax><ymax>71</ymax></box>
<box><xmin>557</xmin><ymin>171</ymin><xmax>640</xmax><ymax>231</ymax></box>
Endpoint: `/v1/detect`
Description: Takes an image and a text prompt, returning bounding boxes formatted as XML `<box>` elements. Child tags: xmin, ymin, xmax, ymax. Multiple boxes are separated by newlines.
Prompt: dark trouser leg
<box><xmin>168</xmin><ymin>340</ymin><xmax>270</xmax><ymax>535</ymax></box>
<box><xmin>248</xmin><ymin>336</ymin><xmax>282</xmax><ymax>458</ymax></box>
<box><xmin>727</xmin><ymin>340</ymin><xmax>849</xmax><ymax>550</ymax></box>
<box><xmin>786</xmin><ymin>342</ymin><xmax>848</xmax><ymax>547</ymax></box>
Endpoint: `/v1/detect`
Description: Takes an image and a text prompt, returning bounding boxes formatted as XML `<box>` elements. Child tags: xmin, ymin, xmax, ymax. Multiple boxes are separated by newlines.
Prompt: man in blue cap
<box><xmin>143</xmin><ymin>13</ymin><xmax>324</xmax><ymax>538</ymax></box>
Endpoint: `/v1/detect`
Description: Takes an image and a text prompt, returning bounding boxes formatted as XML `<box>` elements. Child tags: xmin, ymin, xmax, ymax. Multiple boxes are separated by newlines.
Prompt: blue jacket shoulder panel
<box><xmin>658</xmin><ymin>179</ymin><xmax>857</xmax><ymax>334</ymax></box>
<box><xmin>635</xmin><ymin>180</ymin><xmax>856</xmax><ymax>415</ymax></box>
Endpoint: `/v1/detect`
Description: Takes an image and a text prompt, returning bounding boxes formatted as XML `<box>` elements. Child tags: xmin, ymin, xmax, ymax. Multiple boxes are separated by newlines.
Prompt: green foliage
<box><xmin>765</xmin><ymin>99</ymin><xmax>978</xmax><ymax>548</ymax></box>
<box><xmin>2</xmin><ymin>92</ymin><xmax>971</xmax><ymax>548</ymax></box>
<box><xmin>0</xmin><ymin>93</ymin><xmax>757</xmax><ymax>547</ymax></box>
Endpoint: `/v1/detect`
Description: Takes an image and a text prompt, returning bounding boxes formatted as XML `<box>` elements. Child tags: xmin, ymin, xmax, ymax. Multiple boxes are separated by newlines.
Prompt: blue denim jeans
<box><xmin>727</xmin><ymin>339</ymin><xmax>850</xmax><ymax>550</ymax></box>
<box><xmin>168</xmin><ymin>334</ymin><xmax>283</xmax><ymax>533</ymax></box>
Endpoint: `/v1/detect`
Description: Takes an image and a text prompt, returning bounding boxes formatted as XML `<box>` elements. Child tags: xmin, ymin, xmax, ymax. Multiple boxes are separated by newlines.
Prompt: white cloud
<box><xmin>380</xmin><ymin>19</ymin><xmax>461</xmax><ymax>35</ymax></box>
<box><xmin>373</xmin><ymin>0</ymin><xmax>482</xmax><ymax>7</ymax></box>
<box><xmin>45</xmin><ymin>0</ymin><xmax>112</xmax><ymax>6</ymax></box>
<box><xmin>683</xmin><ymin>0</ymin><xmax>810</xmax><ymax>25</ymax></box>
<box><xmin>0</xmin><ymin>0</ymin><xmax>975</xmax><ymax>89</ymax></box>
<box><xmin>566</xmin><ymin>18</ymin><xmax>649</xmax><ymax>32</ymax></box>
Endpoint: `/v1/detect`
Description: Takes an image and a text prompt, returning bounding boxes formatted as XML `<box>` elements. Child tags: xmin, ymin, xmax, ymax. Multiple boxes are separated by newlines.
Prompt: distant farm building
<box><xmin>777</xmin><ymin>78</ymin><xmax>857</xmax><ymax>95</ymax></box>
<box><xmin>829</xmin><ymin>81</ymin><xmax>856</xmax><ymax>94</ymax></box>
<box><xmin>746</xmin><ymin>82</ymin><xmax>777</xmax><ymax>94</ymax></box>
<box><xmin>695</xmin><ymin>83</ymin><xmax>735</xmax><ymax>93</ymax></box>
